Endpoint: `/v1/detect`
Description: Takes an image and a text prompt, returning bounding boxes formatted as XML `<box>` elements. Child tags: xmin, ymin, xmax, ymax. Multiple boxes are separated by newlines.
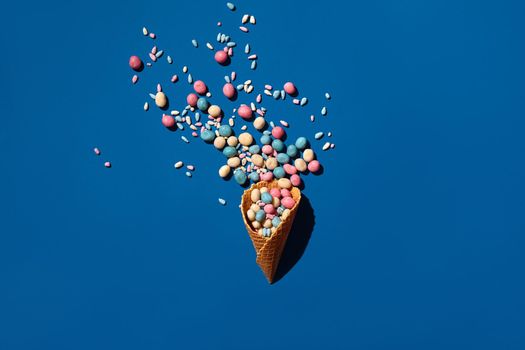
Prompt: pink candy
<box><xmin>193</xmin><ymin>80</ymin><xmax>207</xmax><ymax>95</ymax></box>
<box><xmin>262</xmin><ymin>145</ymin><xmax>273</xmax><ymax>155</ymax></box>
<box><xmin>290</xmin><ymin>174</ymin><xmax>302</xmax><ymax>186</ymax></box>
<box><xmin>187</xmin><ymin>93</ymin><xmax>198</xmax><ymax>107</ymax></box>
<box><xmin>161</xmin><ymin>114</ymin><xmax>175</xmax><ymax>128</ymax></box>
<box><xmin>129</xmin><ymin>55</ymin><xmax>143</xmax><ymax>71</ymax></box>
<box><xmin>280</xmin><ymin>189</ymin><xmax>291</xmax><ymax>198</ymax></box>
<box><xmin>283</xmin><ymin>82</ymin><xmax>297</xmax><ymax>95</ymax></box>
<box><xmin>223</xmin><ymin>83</ymin><xmax>236</xmax><ymax>99</ymax></box>
<box><xmin>271</xmin><ymin>126</ymin><xmax>285</xmax><ymax>139</ymax></box>
<box><xmin>104</xmin><ymin>161</ymin><xmax>112</xmax><ymax>168</ymax></box>
<box><xmin>308</xmin><ymin>160</ymin><xmax>321</xmax><ymax>173</ymax></box>
<box><xmin>264</xmin><ymin>204</ymin><xmax>276</xmax><ymax>214</ymax></box>
<box><xmin>283</xmin><ymin>164</ymin><xmax>297</xmax><ymax>175</ymax></box>
<box><xmin>270</xmin><ymin>188</ymin><xmax>281</xmax><ymax>198</ymax></box>
<box><xmin>260</xmin><ymin>172</ymin><xmax>274</xmax><ymax>181</ymax></box>
<box><xmin>281</xmin><ymin>197</ymin><xmax>296</xmax><ymax>209</ymax></box>
<box><xmin>237</xmin><ymin>104</ymin><xmax>253</xmax><ymax>119</ymax></box>
<box><xmin>214</xmin><ymin>50</ymin><xmax>229</xmax><ymax>65</ymax></box>
<box><xmin>93</xmin><ymin>147</ymin><xmax>101</xmax><ymax>156</ymax></box>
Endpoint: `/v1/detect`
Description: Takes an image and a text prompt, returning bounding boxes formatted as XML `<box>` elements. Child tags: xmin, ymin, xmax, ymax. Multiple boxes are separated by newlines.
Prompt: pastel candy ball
<box><xmin>200</xmin><ymin>129</ymin><xmax>215</xmax><ymax>142</ymax></box>
<box><xmin>278</xmin><ymin>178</ymin><xmax>292</xmax><ymax>189</ymax></box>
<box><xmin>193</xmin><ymin>80</ymin><xmax>208</xmax><ymax>95</ymax></box>
<box><xmin>282</xmin><ymin>208</ymin><xmax>291</xmax><ymax>220</ymax></box>
<box><xmin>276</xmin><ymin>153</ymin><xmax>290</xmax><ymax>164</ymax></box>
<box><xmin>213</xmin><ymin>137</ymin><xmax>226</xmax><ymax>149</ymax></box>
<box><xmin>260</xmin><ymin>134</ymin><xmax>272</xmax><ymax>145</ymax></box>
<box><xmin>272</xmin><ymin>196</ymin><xmax>280</xmax><ymax>208</ymax></box>
<box><xmin>155</xmin><ymin>92</ymin><xmax>167</xmax><ymax>108</ymax></box>
<box><xmin>250</xmin><ymin>203</ymin><xmax>260</xmax><ymax>212</ymax></box>
<box><xmin>280</xmin><ymin>189</ymin><xmax>291</xmax><ymax>198</ymax></box>
<box><xmin>129</xmin><ymin>55</ymin><xmax>143</xmax><ymax>71</ymax></box>
<box><xmin>303</xmin><ymin>148</ymin><xmax>315</xmax><ymax>162</ymax></box>
<box><xmin>255</xmin><ymin>209</ymin><xmax>266</xmax><ymax>222</ymax></box>
<box><xmin>251</xmin><ymin>188</ymin><xmax>261</xmax><ymax>202</ymax></box>
<box><xmin>260</xmin><ymin>172</ymin><xmax>274</xmax><ymax>181</ymax></box>
<box><xmin>249</xmin><ymin>172</ymin><xmax>260</xmax><ymax>182</ymax></box>
<box><xmin>223</xmin><ymin>83</ymin><xmax>236</xmax><ymax>99</ymax></box>
<box><xmin>219</xmin><ymin>125</ymin><xmax>233</xmax><ymax>137</ymax></box>
<box><xmin>233</xmin><ymin>169</ymin><xmax>247</xmax><ymax>184</ymax></box>
<box><xmin>295</xmin><ymin>137</ymin><xmax>308</xmax><ymax>150</ymax></box>
<box><xmin>264</xmin><ymin>204</ymin><xmax>276</xmax><ymax>214</ymax></box>
<box><xmin>270</xmin><ymin>188</ymin><xmax>281</xmax><ymax>198</ymax></box>
<box><xmin>261</xmin><ymin>192</ymin><xmax>273</xmax><ymax>204</ymax></box>
<box><xmin>277</xmin><ymin>207</ymin><xmax>284</xmax><ymax>215</ymax></box>
<box><xmin>308</xmin><ymin>160</ymin><xmax>321</xmax><ymax>173</ymax></box>
<box><xmin>186</xmin><ymin>93</ymin><xmax>198</xmax><ymax>107</ymax></box>
<box><xmin>208</xmin><ymin>105</ymin><xmax>222</xmax><ymax>118</ymax></box>
<box><xmin>272</xmin><ymin>216</ymin><xmax>281</xmax><ymax>228</ymax></box>
<box><xmin>283</xmin><ymin>164</ymin><xmax>297</xmax><ymax>175</ymax></box>
<box><xmin>161</xmin><ymin>114</ymin><xmax>175</xmax><ymax>128</ymax></box>
<box><xmin>226</xmin><ymin>136</ymin><xmax>238</xmax><ymax>146</ymax></box>
<box><xmin>294</xmin><ymin>158</ymin><xmax>307</xmax><ymax>172</ymax></box>
<box><xmin>249</xmin><ymin>145</ymin><xmax>260</xmax><ymax>154</ymax></box>
<box><xmin>223</xmin><ymin>146</ymin><xmax>237</xmax><ymax>158</ymax></box>
<box><xmin>237</xmin><ymin>105</ymin><xmax>253</xmax><ymax>119</ymax></box>
<box><xmin>253</xmin><ymin>221</ymin><xmax>261</xmax><ymax>229</ymax></box>
<box><xmin>263</xmin><ymin>219</ymin><xmax>273</xmax><ymax>228</ymax></box>
<box><xmin>290</xmin><ymin>174</ymin><xmax>302</xmax><ymax>186</ymax></box>
<box><xmin>238</xmin><ymin>132</ymin><xmax>253</xmax><ymax>146</ymax></box>
<box><xmin>247</xmin><ymin>209</ymin><xmax>256</xmax><ymax>221</ymax></box>
<box><xmin>283</xmin><ymin>82</ymin><xmax>297</xmax><ymax>95</ymax></box>
<box><xmin>218</xmin><ymin>165</ymin><xmax>231</xmax><ymax>178</ymax></box>
<box><xmin>273</xmin><ymin>166</ymin><xmax>285</xmax><ymax>179</ymax></box>
<box><xmin>260</xmin><ymin>187</ymin><xmax>268</xmax><ymax>193</ymax></box>
<box><xmin>215</xmin><ymin>50</ymin><xmax>230</xmax><ymax>65</ymax></box>
<box><xmin>281</xmin><ymin>196</ymin><xmax>296</xmax><ymax>209</ymax></box>
<box><xmin>253</xmin><ymin>117</ymin><xmax>266</xmax><ymax>130</ymax></box>
<box><xmin>271</xmin><ymin>139</ymin><xmax>285</xmax><ymax>152</ymax></box>
<box><xmin>271</xmin><ymin>126</ymin><xmax>285</xmax><ymax>139</ymax></box>
<box><xmin>265</xmin><ymin>157</ymin><xmax>278</xmax><ymax>170</ymax></box>
<box><xmin>251</xmin><ymin>154</ymin><xmax>264</xmax><ymax>167</ymax></box>
<box><xmin>262</xmin><ymin>144</ymin><xmax>273</xmax><ymax>155</ymax></box>
<box><xmin>227</xmin><ymin>157</ymin><xmax>240</xmax><ymax>168</ymax></box>
<box><xmin>286</xmin><ymin>144</ymin><xmax>298</xmax><ymax>158</ymax></box>
<box><xmin>197</xmin><ymin>97</ymin><xmax>210</xmax><ymax>111</ymax></box>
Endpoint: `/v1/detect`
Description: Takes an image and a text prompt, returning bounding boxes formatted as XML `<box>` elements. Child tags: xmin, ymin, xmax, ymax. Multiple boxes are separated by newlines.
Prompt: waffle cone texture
<box><xmin>240</xmin><ymin>181</ymin><xmax>302</xmax><ymax>283</ymax></box>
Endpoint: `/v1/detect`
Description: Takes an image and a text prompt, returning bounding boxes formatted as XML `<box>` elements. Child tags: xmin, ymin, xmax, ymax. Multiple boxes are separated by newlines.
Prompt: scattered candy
<box><xmin>175</xmin><ymin>161</ymin><xmax>184</xmax><ymax>169</ymax></box>
<box><xmin>218</xmin><ymin>198</ymin><xmax>227</xmax><ymax>205</ymax></box>
<box><xmin>93</xmin><ymin>147</ymin><xmax>101</xmax><ymax>155</ymax></box>
<box><xmin>104</xmin><ymin>161</ymin><xmax>111</xmax><ymax>168</ymax></box>
<box><xmin>129</xmin><ymin>55</ymin><xmax>143</xmax><ymax>71</ymax></box>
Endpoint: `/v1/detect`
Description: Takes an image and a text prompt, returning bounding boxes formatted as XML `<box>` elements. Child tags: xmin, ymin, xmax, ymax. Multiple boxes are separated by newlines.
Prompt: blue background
<box><xmin>1</xmin><ymin>0</ymin><xmax>524</xmax><ymax>349</ymax></box>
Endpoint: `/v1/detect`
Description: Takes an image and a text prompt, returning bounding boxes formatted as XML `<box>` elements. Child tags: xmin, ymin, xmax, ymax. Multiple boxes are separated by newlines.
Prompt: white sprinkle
<box><xmin>244</xmin><ymin>79</ymin><xmax>252</xmax><ymax>85</ymax></box>
<box><xmin>171</xmin><ymin>110</ymin><xmax>180</xmax><ymax>116</ymax></box>
<box><xmin>185</xmin><ymin>171</ymin><xmax>192</xmax><ymax>177</ymax></box>
<box><xmin>280</xmin><ymin>120</ymin><xmax>289</xmax><ymax>127</ymax></box>
<box><xmin>155</xmin><ymin>50</ymin><xmax>163</xmax><ymax>58</ymax></box>
<box><xmin>315</xmin><ymin>132</ymin><xmax>324</xmax><ymax>140</ymax></box>
<box><xmin>174</xmin><ymin>161</ymin><xmax>184</xmax><ymax>169</ymax></box>
<box><xmin>132</xmin><ymin>75</ymin><xmax>138</xmax><ymax>84</ymax></box>
<box><xmin>183</xmin><ymin>66</ymin><xmax>188</xmax><ymax>73</ymax></box>
<box><xmin>256</xmin><ymin>94</ymin><xmax>262</xmax><ymax>103</ymax></box>
<box><xmin>239</xmin><ymin>26</ymin><xmax>249</xmax><ymax>33</ymax></box>
<box><xmin>300</xmin><ymin>97</ymin><xmax>308</xmax><ymax>106</ymax></box>
<box><xmin>249</xmin><ymin>15</ymin><xmax>256</xmax><ymax>24</ymax></box>
<box><xmin>231</xmin><ymin>71</ymin><xmax>236</xmax><ymax>81</ymax></box>
<box><xmin>206</xmin><ymin>42</ymin><xmax>214</xmax><ymax>50</ymax></box>
<box><xmin>325</xmin><ymin>92</ymin><xmax>331</xmax><ymax>100</ymax></box>
<box><xmin>330</xmin><ymin>143</ymin><xmax>335</xmax><ymax>149</ymax></box>
<box><xmin>187</xmin><ymin>165</ymin><xmax>195</xmax><ymax>171</ymax></box>
<box><xmin>149</xmin><ymin>93</ymin><xmax>156</xmax><ymax>99</ymax></box>
<box><xmin>242</xmin><ymin>14</ymin><xmax>249</xmax><ymax>24</ymax></box>
<box><xmin>248</xmin><ymin>54</ymin><xmax>257</xmax><ymax>60</ymax></box>
<box><xmin>181</xmin><ymin>136</ymin><xmax>189</xmax><ymax>144</ymax></box>
<box><xmin>229</xmin><ymin>118</ymin><xmax>234</xmax><ymax>127</ymax></box>
<box><xmin>310</xmin><ymin>114</ymin><xmax>315</xmax><ymax>122</ymax></box>
<box><xmin>328</xmin><ymin>132</ymin><xmax>332</xmax><ymax>137</ymax></box>
<box><xmin>280</xmin><ymin>90</ymin><xmax>286</xmax><ymax>100</ymax></box>
<box><xmin>167</xmin><ymin>55</ymin><xmax>173</xmax><ymax>64</ymax></box>
<box><xmin>264</xmin><ymin>89</ymin><xmax>272</xmax><ymax>96</ymax></box>
<box><xmin>192</xmin><ymin>39</ymin><xmax>198</xmax><ymax>48</ymax></box>
<box><xmin>246</xmin><ymin>85</ymin><xmax>254</xmax><ymax>94</ymax></box>
<box><xmin>245</xmin><ymin>44</ymin><xmax>250</xmax><ymax>54</ymax></box>
<box><xmin>225</xmin><ymin>75</ymin><xmax>231</xmax><ymax>83</ymax></box>
<box><xmin>321</xmin><ymin>106</ymin><xmax>327</xmax><ymax>116</ymax></box>
<box><xmin>241</xmin><ymin>125</ymin><xmax>247</xmax><ymax>130</ymax></box>
<box><xmin>270</xmin><ymin>121</ymin><xmax>275</xmax><ymax>128</ymax></box>
<box><xmin>144</xmin><ymin>102</ymin><xmax>149</xmax><ymax>111</ymax></box>
<box><xmin>93</xmin><ymin>147</ymin><xmax>101</xmax><ymax>155</ymax></box>
<box><xmin>251</xmin><ymin>61</ymin><xmax>257</xmax><ymax>70</ymax></box>
<box><xmin>218</xmin><ymin>198</ymin><xmax>227</xmax><ymax>205</ymax></box>
<box><xmin>142</xmin><ymin>27</ymin><xmax>148</xmax><ymax>36</ymax></box>
<box><xmin>188</xmin><ymin>74</ymin><xmax>193</xmax><ymax>84</ymax></box>
<box><xmin>206</xmin><ymin>92</ymin><xmax>212</xmax><ymax>98</ymax></box>
<box><xmin>226</xmin><ymin>2</ymin><xmax>235</xmax><ymax>11</ymax></box>
<box><xmin>322</xmin><ymin>142</ymin><xmax>330</xmax><ymax>151</ymax></box>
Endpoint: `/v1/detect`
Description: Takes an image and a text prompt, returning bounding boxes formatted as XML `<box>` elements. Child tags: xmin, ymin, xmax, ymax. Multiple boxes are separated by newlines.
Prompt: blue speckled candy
<box><xmin>249</xmin><ymin>172</ymin><xmax>260</xmax><ymax>182</ymax></box>
<box><xmin>276</xmin><ymin>153</ymin><xmax>290</xmax><ymax>164</ymax></box>
<box><xmin>260</xmin><ymin>134</ymin><xmax>272</xmax><ymax>145</ymax></box>
<box><xmin>273</xmin><ymin>166</ymin><xmax>285</xmax><ymax>179</ymax></box>
<box><xmin>223</xmin><ymin>146</ymin><xmax>238</xmax><ymax>158</ymax></box>
<box><xmin>277</xmin><ymin>207</ymin><xmax>284</xmax><ymax>215</ymax></box>
<box><xmin>200</xmin><ymin>129</ymin><xmax>215</xmax><ymax>142</ymax></box>
<box><xmin>272</xmin><ymin>139</ymin><xmax>285</xmax><ymax>152</ymax></box>
<box><xmin>286</xmin><ymin>144</ymin><xmax>298</xmax><ymax>158</ymax></box>
<box><xmin>261</xmin><ymin>192</ymin><xmax>273</xmax><ymax>204</ymax></box>
<box><xmin>272</xmin><ymin>216</ymin><xmax>281</xmax><ymax>227</ymax></box>
<box><xmin>255</xmin><ymin>209</ymin><xmax>265</xmax><ymax>222</ymax></box>
<box><xmin>295</xmin><ymin>137</ymin><xmax>308</xmax><ymax>150</ymax></box>
<box><xmin>219</xmin><ymin>125</ymin><xmax>233</xmax><ymax>137</ymax></box>
<box><xmin>263</xmin><ymin>130</ymin><xmax>271</xmax><ymax>135</ymax></box>
<box><xmin>233</xmin><ymin>169</ymin><xmax>247</xmax><ymax>185</ymax></box>
<box><xmin>197</xmin><ymin>97</ymin><xmax>210</xmax><ymax>111</ymax></box>
<box><xmin>249</xmin><ymin>145</ymin><xmax>260</xmax><ymax>154</ymax></box>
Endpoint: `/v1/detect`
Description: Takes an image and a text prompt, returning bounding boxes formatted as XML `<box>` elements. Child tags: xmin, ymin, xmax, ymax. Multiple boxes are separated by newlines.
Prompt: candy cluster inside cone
<box><xmin>240</xmin><ymin>181</ymin><xmax>301</xmax><ymax>283</ymax></box>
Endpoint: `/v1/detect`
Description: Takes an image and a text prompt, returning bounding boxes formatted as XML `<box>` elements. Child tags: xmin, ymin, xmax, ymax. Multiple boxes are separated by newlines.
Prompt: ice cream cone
<box><xmin>240</xmin><ymin>180</ymin><xmax>302</xmax><ymax>283</ymax></box>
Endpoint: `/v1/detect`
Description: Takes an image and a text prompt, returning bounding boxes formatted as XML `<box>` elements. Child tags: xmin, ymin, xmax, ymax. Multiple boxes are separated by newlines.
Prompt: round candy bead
<box><xmin>261</xmin><ymin>192</ymin><xmax>273</xmax><ymax>204</ymax></box>
<box><xmin>265</xmin><ymin>157</ymin><xmax>278</xmax><ymax>170</ymax></box>
<box><xmin>226</xmin><ymin>136</ymin><xmax>238</xmax><ymax>146</ymax></box>
<box><xmin>208</xmin><ymin>105</ymin><xmax>222</xmax><ymax>118</ymax></box>
<box><xmin>260</xmin><ymin>187</ymin><xmax>268</xmax><ymax>193</ymax></box>
<box><xmin>290</xmin><ymin>174</ymin><xmax>302</xmax><ymax>186</ymax></box>
<box><xmin>272</xmin><ymin>197</ymin><xmax>281</xmax><ymax>208</ymax></box>
<box><xmin>250</xmin><ymin>203</ymin><xmax>260</xmax><ymax>212</ymax></box>
<box><xmin>214</xmin><ymin>137</ymin><xmax>226</xmax><ymax>149</ymax></box>
<box><xmin>281</xmin><ymin>196</ymin><xmax>296</xmax><ymax>209</ymax></box>
<box><xmin>227</xmin><ymin>157</ymin><xmax>240</xmax><ymax>168</ymax></box>
<box><xmin>260</xmin><ymin>134</ymin><xmax>272</xmax><ymax>145</ymax></box>
<box><xmin>237</xmin><ymin>104</ymin><xmax>253</xmax><ymax>119</ymax></box>
<box><xmin>251</xmin><ymin>154</ymin><xmax>264</xmax><ymax>167</ymax></box>
<box><xmin>270</xmin><ymin>188</ymin><xmax>281</xmax><ymax>198</ymax></box>
<box><xmin>219</xmin><ymin>125</ymin><xmax>233</xmax><ymax>137</ymax></box>
<box><xmin>276</xmin><ymin>153</ymin><xmax>290</xmax><ymax>164</ymax></box>
<box><xmin>161</xmin><ymin>114</ymin><xmax>175</xmax><ymax>128</ymax></box>
<box><xmin>186</xmin><ymin>93</ymin><xmax>198</xmax><ymax>107</ymax></box>
<box><xmin>260</xmin><ymin>172</ymin><xmax>274</xmax><ymax>181</ymax></box>
<box><xmin>295</xmin><ymin>137</ymin><xmax>308</xmax><ymax>150</ymax></box>
<box><xmin>264</xmin><ymin>204</ymin><xmax>276</xmax><ymax>214</ymax></box>
<box><xmin>255</xmin><ymin>209</ymin><xmax>266</xmax><ymax>222</ymax></box>
<box><xmin>251</xmin><ymin>189</ymin><xmax>261</xmax><ymax>202</ymax></box>
<box><xmin>283</xmin><ymin>82</ymin><xmax>297</xmax><ymax>95</ymax></box>
<box><xmin>238</xmin><ymin>132</ymin><xmax>253</xmax><ymax>146</ymax></box>
<box><xmin>278</xmin><ymin>178</ymin><xmax>292</xmax><ymax>189</ymax></box>
<box><xmin>249</xmin><ymin>145</ymin><xmax>260</xmax><ymax>154</ymax></box>
<box><xmin>247</xmin><ymin>209</ymin><xmax>256</xmax><ymax>221</ymax></box>
<box><xmin>277</xmin><ymin>207</ymin><xmax>285</xmax><ymax>215</ymax></box>
<box><xmin>253</xmin><ymin>117</ymin><xmax>266</xmax><ymax>130</ymax></box>
<box><xmin>223</xmin><ymin>146</ymin><xmax>237</xmax><ymax>158</ymax></box>
<box><xmin>262</xmin><ymin>145</ymin><xmax>273</xmax><ymax>155</ymax></box>
<box><xmin>308</xmin><ymin>160</ymin><xmax>321</xmax><ymax>173</ymax></box>
<box><xmin>200</xmin><ymin>129</ymin><xmax>215</xmax><ymax>142</ymax></box>
<box><xmin>282</xmin><ymin>208</ymin><xmax>291</xmax><ymax>220</ymax></box>
<box><xmin>155</xmin><ymin>92</ymin><xmax>167</xmax><ymax>108</ymax></box>
<box><xmin>223</xmin><ymin>83</ymin><xmax>236</xmax><ymax>99</ymax></box>
<box><xmin>294</xmin><ymin>158</ymin><xmax>307</xmax><ymax>172</ymax></box>
<box><xmin>249</xmin><ymin>172</ymin><xmax>260</xmax><ymax>182</ymax></box>
<box><xmin>218</xmin><ymin>165</ymin><xmax>230</xmax><ymax>178</ymax></box>
<box><xmin>273</xmin><ymin>166</ymin><xmax>285</xmax><ymax>179</ymax></box>
<box><xmin>272</xmin><ymin>216</ymin><xmax>281</xmax><ymax>228</ymax></box>
<box><xmin>271</xmin><ymin>126</ymin><xmax>286</xmax><ymax>139</ymax></box>
<box><xmin>263</xmin><ymin>219</ymin><xmax>273</xmax><ymax>228</ymax></box>
<box><xmin>303</xmin><ymin>149</ymin><xmax>315</xmax><ymax>162</ymax></box>
<box><xmin>197</xmin><ymin>97</ymin><xmax>210</xmax><ymax>111</ymax></box>
<box><xmin>271</xmin><ymin>139</ymin><xmax>285</xmax><ymax>152</ymax></box>
<box><xmin>215</xmin><ymin>50</ymin><xmax>230</xmax><ymax>65</ymax></box>
<box><xmin>234</xmin><ymin>169</ymin><xmax>247</xmax><ymax>185</ymax></box>
<box><xmin>286</xmin><ymin>144</ymin><xmax>298</xmax><ymax>158</ymax></box>
<box><xmin>280</xmin><ymin>189</ymin><xmax>291</xmax><ymax>198</ymax></box>
<box><xmin>283</xmin><ymin>164</ymin><xmax>297</xmax><ymax>175</ymax></box>
<box><xmin>193</xmin><ymin>80</ymin><xmax>208</xmax><ymax>95</ymax></box>
<box><xmin>129</xmin><ymin>55</ymin><xmax>143</xmax><ymax>71</ymax></box>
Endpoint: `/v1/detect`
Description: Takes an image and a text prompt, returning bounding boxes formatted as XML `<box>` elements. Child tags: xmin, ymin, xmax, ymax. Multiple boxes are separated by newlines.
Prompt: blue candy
<box><xmin>255</xmin><ymin>209</ymin><xmax>266</xmax><ymax>222</ymax></box>
<box><xmin>271</xmin><ymin>139</ymin><xmax>285</xmax><ymax>152</ymax></box>
<box><xmin>261</xmin><ymin>192</ymin><xmax>273</xmax><ymax>204</ymax></box>
<box><xmin>249</xmin><ymin>145</ymin><xmax>261</xmax><ymax>154</ymax></box>
<box><xmin>218</xmin><ymin>125</ymin><xmax>233</xmax><ymax>137</ymax></box>
<box><xmin>200</xmin><ymin>129</ymin><xmax>215</xmax><ymax>142</ymax></box>
<box><xmin>223</xmin><ymin>146</ymin><xmax>238</xmax><ymax>158</ymax></box>
<box><xmin>260</xmin><ymin>134</ymin><xmax>272</xmax><ymax>145</ymax></box>
<box><xmin>286</xmin><ymin>144</ymin><xmax>298</xmax><ymax>158</ymax></box>
<box><xmin>273</xmin><ymin>166</ymin><xmax>285</xmax><ymax>179</ymax></box>
<box><xmin>197</xmin><ymin>97</ymin><xmax>209</xmax><ymax>111</ymax></box>
<box><xmin>249</xmin><ymin>172</ymin><xmax>260</xmax><ymax>182</ymax></box>
<box><xmin>233</xmin><ymin>169</ymin><xmax>247</xmax><ymax>185</ymax></box>
<box><xmin>272</xmin><ymin>216</ymin><xmax>281</xmax><ymax>227</ymax></box>
<box><xmin>276</xmin><ymin>153</ymin><xmax>290</xmax><ymax>164</ymax></box>
<box><xmin>295</xmin><ymin>137</ymin><xmax>308</xmax><ymax>150</ymax></box>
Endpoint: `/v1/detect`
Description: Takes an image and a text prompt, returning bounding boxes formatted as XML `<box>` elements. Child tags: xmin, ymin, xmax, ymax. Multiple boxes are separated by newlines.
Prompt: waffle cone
<box><xmin>240</xmin><ymin>181</ymin><xmax>302</xmax><ymax>283</ymax></box>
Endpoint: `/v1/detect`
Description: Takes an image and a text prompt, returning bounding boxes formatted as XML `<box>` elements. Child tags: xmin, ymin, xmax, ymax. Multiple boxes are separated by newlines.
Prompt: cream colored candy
<box><xmin>253</xmin><ymin>221</ymin><xmax>261</xmax><ymax>229</ymax></box>
<box><xmin>218</xmin><ymin>164</ymin><xmax>230</xmax><ymax>178</ymax></box>
<box><xmin>227</xmin><ymin>156</ymin><xmax>241</xmax><ymax>168</ymax></box>
<box><xmin>272</xmin><ymin>197</ymin><xmax>280</xmax><ymax>208</ymax></box>
<box><xmin>253</xmin><ymin>117</ymin><xmax>266</xmax><ymax>130</ymax></box>
<box><xmin>294</xmin><ymin>158</ymin><xmax>307</xmax><ymax>172</ymax></box>
<box><xmin>251</xmin><ymin>188</ymin><xmax>261</xmax><ymax>202</ymax></box>
<box><xmin>155</xmin><ymin>92</ymin><xmax>167</xmax><ymax>108</ymax></box>
<box><xmin>271</xmin><ymin>227</ymin><xmax>277</xmax><ymax>234</ymax></box>
<box><xmin>238</xmin><ymin>132</ymin><xmax>253</xmax><ymax>146</ymax></box>
<box><xmin>250</xmin><ymin>203</ymin><xmax>260</xmax><ymax>212</ymax></box>
<box><xmin>247</xmin><ymin>209</ymin><xmax>256</xmax><ymax>221</ymax></box>
<box><xmin>265</xmin><ymin>157</ymin><xmax>278</xmax><ymax>170</ymax></box>
<box><xmin>214</xmin><ymin>137</ymin><xmax>226</xmax><ymax>149</ymax></box>
<box><xmin>303</xmin><ymin>148</ymin><xmax>315</xmax><ymax>162</ymax></box>
<box><xmin>251</xmin><ymin>154</ymin><xmax>264</xmax><ymax>167</ymax></box>
<box><xmin>257</xmin><ymin>227</ymin><xmax>263</xmax><ymax>234</ymax></box>
<box><xmin>282</xmin><ymin>208</ymin><xmax>291</xmax><ymax>221</ymax></box>
<box><xmin>260</xmin><ymin>187</ymin><xmax>268</xmax><ymax>193</ymax></box>
<box><xmin>278</xmin><ymin>178</ymin><xmax>292</xmax><ymax>189</ymax></box>
<box><xmin>263</xmin><ymin>219</ymin><xmax>272</xmax><ymax>228</ymax></box>
<box><xmin>227</xmin><ymin>136</ymin><xmax>238</xmax><ymax>147</ymax></box>
<box><xmin>208</xmin><ymin>105</ymin><xmax>222</xmax><ymax>118</ymax></box>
